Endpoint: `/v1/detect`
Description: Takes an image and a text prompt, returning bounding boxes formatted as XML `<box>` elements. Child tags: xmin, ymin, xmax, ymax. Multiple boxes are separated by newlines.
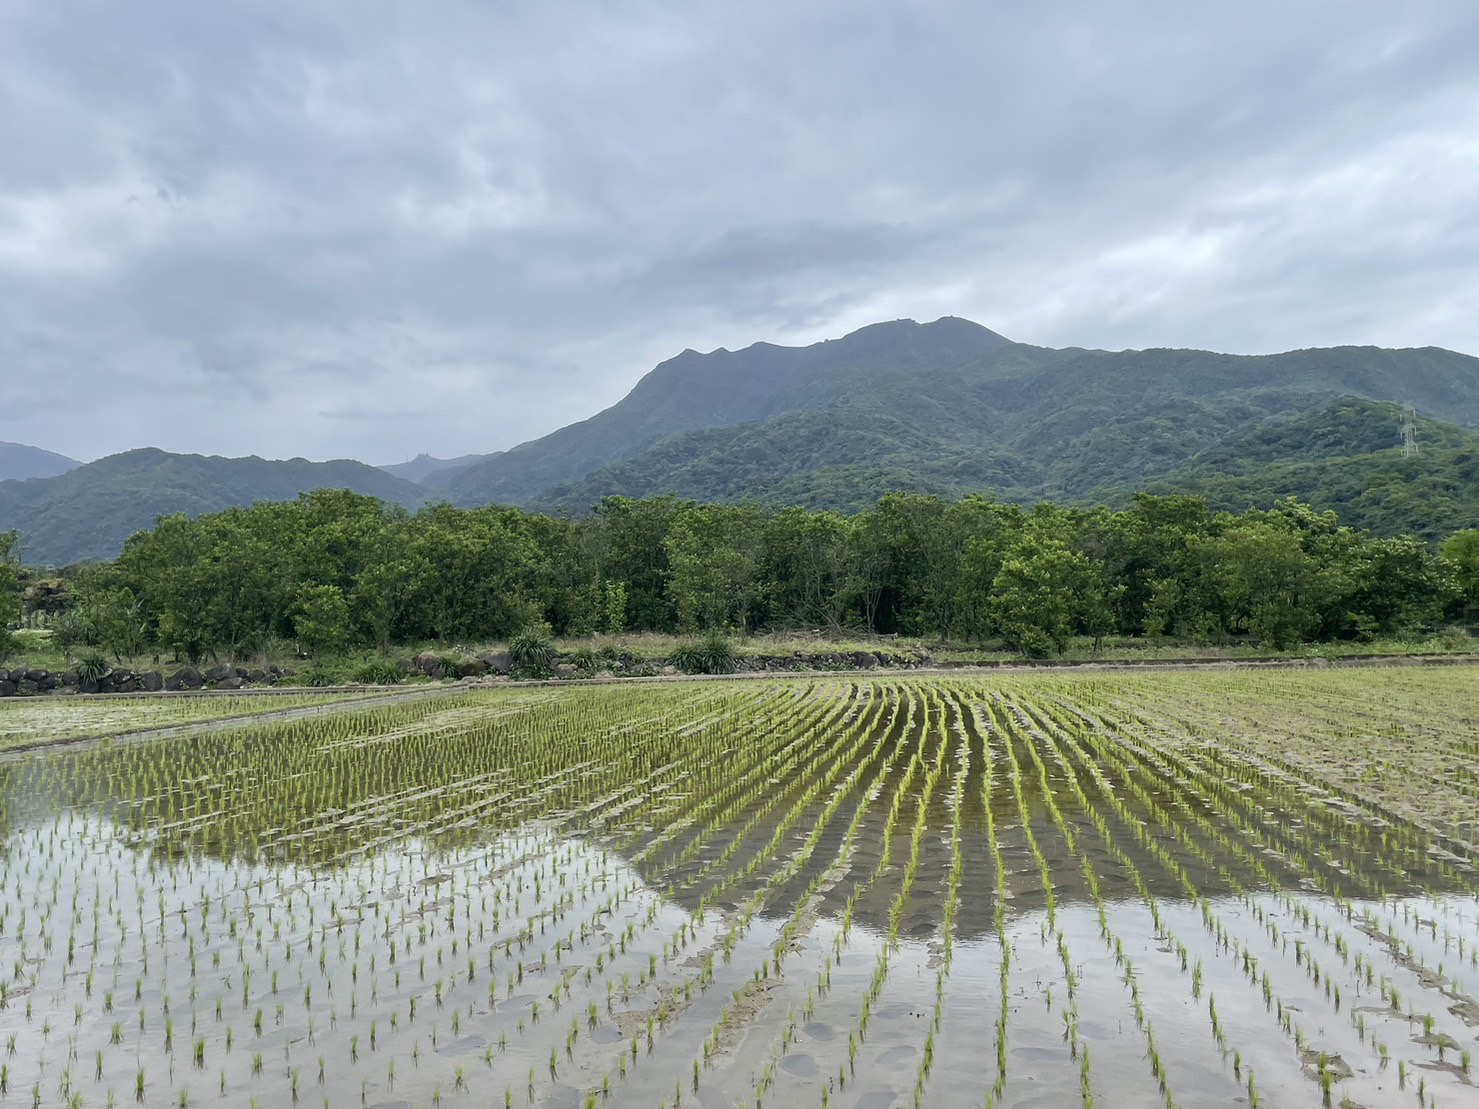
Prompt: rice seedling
<box><xmin>0</xmin><ymin>673</ymin><xmax>1475</xmax><ymax>1106</ymax></box>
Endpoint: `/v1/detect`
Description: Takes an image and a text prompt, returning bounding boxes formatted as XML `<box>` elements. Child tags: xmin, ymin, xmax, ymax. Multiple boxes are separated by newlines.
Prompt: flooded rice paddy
<box><xmin>1</xmin><ymin>671</ymin><xmax>1477</xmax><ymax>1107</ymax></box>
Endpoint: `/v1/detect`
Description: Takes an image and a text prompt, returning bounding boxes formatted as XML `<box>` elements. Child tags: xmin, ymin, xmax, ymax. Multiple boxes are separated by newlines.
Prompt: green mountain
<box><xmin>0</xmin><ymin>449</ymin><xmax>428</xmax><ymax>565</ymax></box>
<box><xmin>444</xmin><ymin>317</ymin><xmax>1025</xmax><ymax>506</ymax></box>
<box><xmin>443</xmin><ymin>318</ymin><xmax>1479</xmax><ymax>523</ymax></box>
<box><xmin>376</xmin><ymin>452</ymin><xmax>500</xmax><ymax>486</ymax></box>
<box><xmin>7</xmin><ymin>319</ymin><xmax>1479</xmax><ymax>564</ymax></box>
<box><xmin>1146</xmin><ymin>398</ymin><xmax>1479</xmax><ymax>540</ymax></box>
<box><xmin>0</xmin><ymin>441</ymin><xmax>80</xmax><ymax>481</ymax></box>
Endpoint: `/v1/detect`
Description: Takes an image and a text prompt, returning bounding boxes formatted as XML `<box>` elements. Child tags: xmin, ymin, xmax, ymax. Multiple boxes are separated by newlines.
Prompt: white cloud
<box><xmin>1</xmin><ymin>0</ymin><xmax>1476</xmax><ymax>461</ymax></box>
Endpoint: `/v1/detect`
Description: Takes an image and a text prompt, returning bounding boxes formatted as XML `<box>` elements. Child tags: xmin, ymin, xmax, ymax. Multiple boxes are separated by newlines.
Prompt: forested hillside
<box><xmin>0</xmin><ymin>450</ymin><xmax>428</xmax><ymax>565</ymax></box>
<box><xmin>6</xmin><ymin>319</ymin><xmax>1479</xmax><ymax>564</ymax></box>
<box><xmin>445</xmin><ymin>318</ymin><xmax>1479</xmax><ymax>511</ymax></box>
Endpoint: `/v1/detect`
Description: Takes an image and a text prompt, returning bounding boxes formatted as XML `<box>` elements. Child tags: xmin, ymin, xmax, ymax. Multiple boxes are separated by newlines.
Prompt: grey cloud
<box><xmin>2</xmin><ymin>0</ymin><xmax>1477</xmax><ymax>462</ymax></box>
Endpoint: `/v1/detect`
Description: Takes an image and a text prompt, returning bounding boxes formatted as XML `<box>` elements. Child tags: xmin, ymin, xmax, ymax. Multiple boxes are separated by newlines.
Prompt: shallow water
<box><xmin>1</xmin><ymin>679</ymin><xmax>1476</xmax><ymax>1107</ymax></box>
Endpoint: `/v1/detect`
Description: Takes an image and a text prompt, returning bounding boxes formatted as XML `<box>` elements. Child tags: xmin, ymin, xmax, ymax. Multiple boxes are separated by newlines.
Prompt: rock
<box><xmin>18</xmin><ymin>679</ymin><xmax>39</xmax><ymax>694</ymax></box>
<box><xmin>216</xmin><ymin>676</ymin><xmax>246</xmax><ymax>690</ymax></box>
<box><xmin>167</xmin><ymin>667</ymin><xmax>204</xmax><ymax>691</ymax></box>
<box><xmin>412</xmin><ymin>652</ymin><xmax>441</xmax><ymax>676</ymax></box>
<box><xmin>0</xmin><ymin>680</ymin><xmax>14</xmax><ymax>697</ymax></box>
<box><xmin>849</xmin><ymin>651</ymin><xmax>878</xmax><ymax>669</ymax></box>
<box><xmin>204</xmin><ymin>663</ymin><xmax>235</xmax><ymax>683</ymax></box>
<box><xmin>246</xmin><ymin>669</ymin><xmax>266</xmax><ymax>683</ymax></box>
<box><xmin>111</xmin><ymin>668</ymin><xmax>134</xmax><ymax>686</ymax></box>
<box><xmin>0</xmin><ymin>668</ymin><xmax>8</xmax><ymax>682</ymax></box>
<box><xmin>25</xmin><ymin>669</ymin><xmax>49</xmax><ymax>684</ymax></box>
<box><xmin>142</xmin><ymin>671</ymin><xmax>164</xmax><ymax>692</ymax></box>
<box><xmin>477</xmin><ymin>650</ymin><xmax>513</xmax><ymax>674</ymax></box>
<box><xmin>36</xmin><ymin>672</ymin><xmax>59</xmax><ymax>691</ymax></box>
<box><xmin>456</xmin><ymin>658</ymin><xmax>489</xmax><ymax>678</ymax></box>
<box><xmin>554</xmin><ymin>664</ymin><xmax>577</xmax><ymax>679</ymax></box>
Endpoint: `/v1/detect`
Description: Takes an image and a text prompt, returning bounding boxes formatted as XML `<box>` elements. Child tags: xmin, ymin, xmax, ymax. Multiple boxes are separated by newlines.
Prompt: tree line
<box><xmin>6</xmin><ymin>490</ymin><xmax>1479</xmax><ymax>663</ymax></box>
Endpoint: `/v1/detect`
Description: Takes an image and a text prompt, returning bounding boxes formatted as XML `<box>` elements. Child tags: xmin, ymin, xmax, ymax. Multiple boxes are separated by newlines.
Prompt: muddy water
<box><xmin>1</xmin><ymin>679</ymin><xmax>1477</xmax><ymax>1107</ymax></box>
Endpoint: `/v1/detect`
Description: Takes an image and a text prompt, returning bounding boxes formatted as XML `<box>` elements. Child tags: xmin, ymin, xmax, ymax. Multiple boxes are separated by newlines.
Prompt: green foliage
<box><xmin>294</xmin><ymin>585</ymin><xmax>351</xmax><ymax>659</ymax></box>
<box><xmin>3</xmin><ymin>474</ymin><xmax>1469</xmax><ymax>665</ymax></box>
<box><xmin>602</xmin><ymin>581</ymin><xmax>627</xmax><ymax>635</ymax></box>
<box><xmin>73</xmin><ymin>650</ymin><xmax>111</xmax><ymax>684</ymax></box>
<box><xmin>299</xmin><ymin>666</ymin><xmax>339</xmax><ymax>688</ymax></box>
<box><xmin>507</xmin><ymin>625</ymin><xmax>556</xmax><ymax>675</ymax></box>
<box><xmin>668</xmin><ymin>631</ymin><xmax>737</xmax><ymax>675</ymax></box>
<box><xmin>1440</xmin><ymin>529</ymin><xmax>1479</xmax><ymax>622</ymax></box>
<box><xmin>565</xmin><ymin>647</ymin><xmax>600</xmax><ymax>676</ymax></box>
<box><xmin>0</xmin><ymin>531</ymin><xmax>21</xmax><ymax>662</ymax></box>
<box><xmin>352</xmin><ymin>661</ymin><xmax>403</xmax><ymax>686</ymax></box>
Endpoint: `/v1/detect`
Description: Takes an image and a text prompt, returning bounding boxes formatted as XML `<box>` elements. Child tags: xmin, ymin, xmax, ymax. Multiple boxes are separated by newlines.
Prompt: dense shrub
<box><xmin>74</xmin><ymin>650</ymin><xmax>111</xmax><ymax>683</ymax></box>
<box><xmin>353</xmin><ymin>661</ymin><xmax>403</xmax><ymax>686</ymax></box>
<box><xmin>508</xmin><ymin>625</ymin><xmax>556</xmax><ymax>675</ymax></box>
<box><xmin>669</xmin><ymin>630</ymin><xmax>737</xmax><ymax>675</ymax></box>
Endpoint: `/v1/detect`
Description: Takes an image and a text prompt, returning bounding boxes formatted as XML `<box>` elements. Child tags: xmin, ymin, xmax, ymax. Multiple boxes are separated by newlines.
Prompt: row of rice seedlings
<box><xmin>1030</xmin><ymin>684</ymin><xmax>1469</xmax><ymax>1106</ymax></box>
<box><xmin>720</xmin><ymin>687</ymin><xmax>924</xmax><ymax>1107</ymax></box>
<box><xmin>2</xmin><ymin>683</ymin><xmax>834</xmax><ymax>1106</ymax></box>
<box><xmin>470</xmin><ymin>683</ymin><xmax>875</xmax><ymax>1106</ymax></box>
<box><xmin>683</xmin><ymin>688</ymin><xmax>917</xmax><ymax>1109</ymax></box>
<box><xmin>1116</xmin><ymin>669</ymin><xmax>1479</xmax><ymax>852</ymax></box>
<box><xmin>1003</xmin><ymin>690</ymin><xmax>1285</xmax><ymax>1103</ymax></box>
<box><xmin>0</xmin><ymin>691</ymin><xmax>374</xmax><ymax>751</ymax></box>
<box><xmin>658</xmin><ymin>684</ymin><xmax>867</xmax><ymax>890</ymax></box>
<box><xmin>905</xmin><ymin>694</ymin><xmax>970</xmax><ymax>1109</ymax></box>
<box><xmin>1059</xmin><ymin>684</ymin><xmax>1479</xmax><ymax>1067</ymax></box>
<box><xmin>992</xmin><ymin>691</ymin><xmax>1216</xmax><ymax>1107</ymax></box>
<box><xmin>1001</xmin><ymin>690</ymin><xmax>1308</xmax><ymax>1094</ymax></box>
<box><xmin>826</xmin><ymin>687</ymin><xmax>951</xmax><ymax>1104</ymax></box>
<box><xmin>587</xmin><ymin>685</ymin><xmax>909</xmax><ymax>1107</ymax></box>
<box><xmin>721</xmin><ymin>689</ymin><xmax>923</xmax><ymax>1109</ymax></box>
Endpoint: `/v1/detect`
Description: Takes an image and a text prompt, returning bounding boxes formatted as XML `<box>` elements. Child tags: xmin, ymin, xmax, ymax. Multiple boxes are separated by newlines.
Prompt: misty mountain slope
<box><xmin>0</xmin><ymin>441</ymin><xmax>80</xmax><ymax>481</ymax></box>
<box><xmin>0</xmin><ymin>449</ymin><xmax>428</xmax><ymax>565</ymax></box>
<box><xmin>443</xmin><ymin>316</ymin><xmax>1019</xmax><ymax>506</ymax></box>
<box><xmin>377</xmin><ymin>452</ymin><xmax>500</xmax><ymax>486</ymax></box>
<box><xmin>445</xmin><ymin>318</ymin><xmax>1479</xmax><ymax>513</ymax></box>
<box><xmin>510</xmin><ymin>322</ymin><xmax>1479</xmax><ymax>515</ymax></box>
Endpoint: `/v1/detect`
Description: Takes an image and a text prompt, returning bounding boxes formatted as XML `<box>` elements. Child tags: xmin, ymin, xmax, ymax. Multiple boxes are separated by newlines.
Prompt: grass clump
<box><xmin>668</xmin><ymin>631</ymin><xmax>737</xmax><ymax>675</ymax></box>
<box><xmin>507</xmin><ymin>626</ymin><xmax>556</xmax><ymax>678</ymax></box>
<box><xmin>352</xmin><ymin>661</ymin><xmax>403</xmax><ymax>686</ymax></box>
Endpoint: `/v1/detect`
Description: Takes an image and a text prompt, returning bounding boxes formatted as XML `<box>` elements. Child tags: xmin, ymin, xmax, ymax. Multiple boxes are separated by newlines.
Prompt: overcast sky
<box><xmin>3</xmin><ymin>1</ymin><xmax>1477</xmax><ymax>464</ymax></box>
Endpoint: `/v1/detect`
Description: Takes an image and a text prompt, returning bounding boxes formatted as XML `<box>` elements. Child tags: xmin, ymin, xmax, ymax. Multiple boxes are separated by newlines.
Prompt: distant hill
<box><xmin>443</xmin><ymin>317</ymin><xmax>1024</xmax><ymax>506</ymax></box>
<box><xmin>1146</xmin><ymin>398</ymin><xmax>1479</xmax><ymax>541</ymax></box>
<box><xmin>0</xmin><ymin>441</ymin><xmax>80</xmax><ymax>481</ymax></box>
<box><xmin>8</xmin><ymin>318</ymin><xmax>1479</xmax><ymax>563</ymax></box>
<box><xmin>376</xmin><ymin>452</ymin><xmax>499</xmax><ymax>486</ymax></box>
<box><xmin>439</xmin><ymin>318</ymin><xmax>1479</xmax><ymax>525</ymax></box>
<box><xmin>0</xmin><ymin>449</ymin><xmax>428</xmax><ymax>565</ymax></box>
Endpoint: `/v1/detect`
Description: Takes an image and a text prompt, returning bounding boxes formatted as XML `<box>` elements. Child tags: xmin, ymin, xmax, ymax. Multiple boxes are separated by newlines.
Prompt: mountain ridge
<box><xmin>0</xmin><ymin>449</ymin><xmax>428</xmax><ymax>565</ymax></box>
<box><xmin>0</xmin><ymin>441</ymin><xmax>81</xmax><ymax>482</ymax></box>
<box><xmin>4</xmin><ymin>318</ymin><xmax>1479</xmax><ymax>563</ymax></box>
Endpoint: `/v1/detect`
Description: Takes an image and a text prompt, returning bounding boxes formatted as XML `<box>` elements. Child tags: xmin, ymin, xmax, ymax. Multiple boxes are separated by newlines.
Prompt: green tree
<box><xmin>1440</xmin><ymin>529</ymin><xmax>1479</xmax><ymax>622</ymax></box>
<box><xmin>665</xmin><ymin>505</ymin><xmax>766</xmax><ymax>632</ymax></box>
<box><xmin>989</xmin><ymin>531</ymin><xmax>1098</xmax><ymax>656</ymax></box>
<box><xmin>603</xmin><ymin>580</ymin><xmax>628</xmax><ymax>635</ymax></box>
<box><xmin>1204</xmin><ymin>518</ymin><xmax>1332</xmax><ymax>648</ymax></box>
<box><xmin>0</xmin><ymin>530</ymin><xmax>20</xmax><ymax>661</ymax></box>
<box><xmin>293</xmin><ymin>584</ymin><xmax>351</xmax><ymax>659</ymax></box>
